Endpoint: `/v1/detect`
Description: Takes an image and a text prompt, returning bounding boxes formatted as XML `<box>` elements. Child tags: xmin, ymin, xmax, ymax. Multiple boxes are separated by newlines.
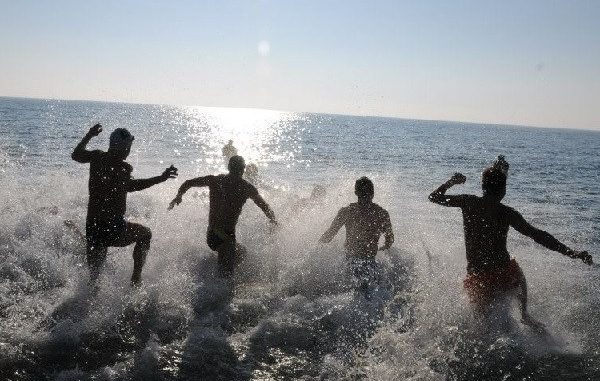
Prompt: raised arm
<box><xmin>319</xmin><ymin>208</ymin><xmax>347</xmax><ymax>243</ymax></box>
<box><xmin>428</xmin><ymin>172</ymin><xmax>467</xmax><ymax>207</ymax></box>
<box><xmin>128</xmin><ymin>165</ymin><xmax>178</xmax><ymax>192</ymax></box>
<box><xmin>71</xmin><ymin>123</ymin><xmax>102</xmax><ymax>163</ymax></box>
<box><xmin>379</xmin><ymin>210</ymin><xmax>394</xmax><ymax>251</ymax></box>
<box><xmin>250</xmin><ymin>193</ymin><xmax>278</xmax><ymax>224</ymax></box>
<box><xmin>168</xmin><ymin>175</ymin><xmax>212</xmax><ymax>209</ymax></box>
<box><xmin>508</xmin><ymin>208</ymin><xmax>592</xmax><ymax>265</ymax></box>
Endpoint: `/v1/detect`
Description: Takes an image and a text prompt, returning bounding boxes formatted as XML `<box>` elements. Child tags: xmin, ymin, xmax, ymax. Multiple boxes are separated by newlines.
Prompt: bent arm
<box><xmin>251</xmin><ymin>194</ymin><xmax>277</xmax><ymax>223</ymax></box>
<box><xmin>319</xmin><ymin>209</ymin><xmax>346</xmax><ymax>243</ymax></box>
<box><xmin>176</xmin><ymin>176</ymin><xmax>212</xmax><ymax>198</ymax></box>
<box><xmin>429</xmin><ymin>173</ymin><xmax>466</xmax><ymax>207</ymax></box>
<box><xmin>168</xmin><ymin>176</ymin><xmax>212</xmax><ymax>209</ymax></box>
<box><xmin>380</xmin><ymin>212</ymin><xmax>394</xmax><ymax>250</ymax></box>
<box><xmin>71</xmin><ymin>131</ymin><xmax>96</xmax><ymax>163</ymax></box>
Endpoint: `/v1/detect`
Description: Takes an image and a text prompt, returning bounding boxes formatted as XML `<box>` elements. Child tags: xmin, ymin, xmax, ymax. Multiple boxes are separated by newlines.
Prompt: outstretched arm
<box><xmin>128</xmin><ymin>165</ymin><xmax>178</xmax><ymax>192</ymax></box>
<box><xmin>508</xmin><ymin>208</ymin><xmax>592</xmax><ymax>265</ymax></box>
<box><xmin>71</xmin><ymin>123</ymin><xmax>102</xmax><ymax>163</ymax></box>
<box><xmin>428</xmin><ymin>173</ymin><xmax>467</xmax><ymax>207</ymax></box>
<box><xmin>379</xmin><ymin>211</ymin><xmax>394</xmax><ymax>251</ymax></box>
<box><xmin>168</xmin><ymin>175</ymin><xmax>212</xmax><ymax>209</ymax></box>
<box><xmin>319</xmin><ymin>208</ymin><xmax>347</xmax><ymax>243</ymax></box>
<box><xmin>250</xmin><ymin>193</ymin><xmax>278</xmax><ymax>224</ymax></box>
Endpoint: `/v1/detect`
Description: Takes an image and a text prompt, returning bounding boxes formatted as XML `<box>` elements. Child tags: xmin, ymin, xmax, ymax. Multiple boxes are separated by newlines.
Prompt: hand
<box><xmin>450</xmin><ymin>172</ymin><xmax>466</xmax><ymax>185</ymax></box>
<box><xmin>168</xmin><ymin>195</ymin><xmax>182</xmax><ymax>210</ymax></box>
<box><xmin>575</xmin><ymin>250</ymin><xmax>593</xmax><ymax>265</ymax></box>
<box><xmin>88</xmin><ymin>123</ymin><xmax>102</xmax><ymax>137</ymax></box>
<box><xmin>268</xmin><ymin>219</ymin><xmax>280</xmax><ymax>234</ymax></box>
<box><xmin>161</xmin><ymin>165</ymin><xmax>178</xmax><ymax>181</ymax></box>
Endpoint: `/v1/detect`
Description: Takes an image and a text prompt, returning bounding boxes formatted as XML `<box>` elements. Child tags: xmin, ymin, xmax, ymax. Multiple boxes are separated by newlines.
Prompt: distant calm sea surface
<box><xmin>1</xmin><ymin>97</ymin><xmax>599</xmax><ymax>380</ymax></box>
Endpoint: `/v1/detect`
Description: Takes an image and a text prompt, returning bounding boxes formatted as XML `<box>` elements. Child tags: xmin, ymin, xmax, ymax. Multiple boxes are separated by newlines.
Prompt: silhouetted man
<box><xmin>429</xmin><ymin>157</ymin><xmax>592</xmax><ymax>325</ymax></box>
<box><xmin>320</xmin><ymin>177</ymin><xmax>394</xmax><ymax>280</ymax></box>
<box><xmin>168</xmin><ymin>155</ymin><xmax>278</xmax><ymax>276</ymax></box>
<box><xmin>72</xmin><ymin>123</ymin><xmax>178</xmax><ymax>286</ymax></box>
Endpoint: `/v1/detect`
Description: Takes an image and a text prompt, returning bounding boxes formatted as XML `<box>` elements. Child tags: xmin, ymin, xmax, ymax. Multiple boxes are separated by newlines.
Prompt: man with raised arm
<box><xmin>429</xmin><ymin>156</ymin><xmax>592</xmax><ymax>325</ymax></box>
<box><xmin>319</xmin><ymin>177</ymin><xmax>394</xmax><ymax>282</ymax></box>
<box><xmin>72</xmin><ymin>123</ymin><xmax>178</xmax><ymax>286</ymax></box>
<box><xmin>168</xmin><ymin>155</ymin><xmax>278</xmax><ymax>276</ymax></box>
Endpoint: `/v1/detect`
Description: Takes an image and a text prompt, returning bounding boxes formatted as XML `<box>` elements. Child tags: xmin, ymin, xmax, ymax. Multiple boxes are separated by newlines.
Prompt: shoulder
<box><xmin>243</xmin><ymin>179</ymin><xmax>259</xmax><ymax>195</ymax></box>
<box><xmin>372</xmin><ymin>203</ymin><xmax>391</xmax><ymax>217</ymax></box>
<box><xmin>459</xmin><ymin>194</ymin><xmax>479</xmax><ymax>205</ymax></box>
<box><xmin>89</xmin><ymin>150</ymin><xmax>105</xmax><ymax>161</ymax></box>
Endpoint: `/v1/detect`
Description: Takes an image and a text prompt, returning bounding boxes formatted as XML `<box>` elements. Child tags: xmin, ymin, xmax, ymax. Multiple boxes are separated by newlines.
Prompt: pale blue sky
<box><xmin>1</xmin><ymin>0</ymin><xmax>599</xmax><ymax>129</ymax></box>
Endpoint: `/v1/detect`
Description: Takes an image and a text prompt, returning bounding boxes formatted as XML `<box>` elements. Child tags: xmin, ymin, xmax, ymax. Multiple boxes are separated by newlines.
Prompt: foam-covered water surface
<box><xmin>1</xmin><ymin>97</ymin><xmax>599</xmax><ymax>380</ymax></box>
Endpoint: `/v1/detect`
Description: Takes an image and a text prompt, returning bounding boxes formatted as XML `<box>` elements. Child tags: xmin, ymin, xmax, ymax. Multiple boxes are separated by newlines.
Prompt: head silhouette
<box><xmin>228</xmin><ymin>155</ymin><xmax>246</xmax><ymax>177</ymax></box>
<box><xmin>355</xmin><ymin>177</ymin><xmax>374</xmax><ymax>202</ymax></box>
<box><xmin>108</xmin><ymin>128</ymin><xmax>134</xmax><ymax>160</ymax></box>
<box><xmin>482</xmin><ymin>167</ymin><xmax>507</xmax><ymax>201</ymax></box>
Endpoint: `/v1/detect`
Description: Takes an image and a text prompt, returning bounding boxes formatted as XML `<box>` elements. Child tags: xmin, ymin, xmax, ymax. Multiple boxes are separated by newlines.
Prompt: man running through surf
<box><xmin>72</xmin><ymin>123</ymin><xmax>178</xmax><ymax>286</ymax></box>
<box><xmin>319</xmin><ymin>177</ymin><xmax>394</xmax><ymax>285</ymax></box>
<box><xmin>168</xmin><ymin>155</ymin><xmax>278</xmax><ymax>277</ymax></box>
<box><xmin>429</xmin><ymin>156</ymin><xmax>592</xmax><ymax>325</ymax></box>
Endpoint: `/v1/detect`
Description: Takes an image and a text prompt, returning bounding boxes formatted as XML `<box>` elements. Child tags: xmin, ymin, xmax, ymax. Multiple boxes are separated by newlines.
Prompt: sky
<box><xmin>1</xmin><ymin>0</ymin><xmax>599</xmax><ymax>130</ymax></box>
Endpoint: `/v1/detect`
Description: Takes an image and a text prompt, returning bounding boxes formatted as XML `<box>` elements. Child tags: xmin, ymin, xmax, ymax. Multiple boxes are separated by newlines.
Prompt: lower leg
<box><xmin>87</xmin><ymin>246</ymin><xmax>107</xmax><ymax>283</ymax></box>
<box><xmin>131</xmin><ymin>236</ymin><xmax>151</xmax><ymax>285</ymax></box>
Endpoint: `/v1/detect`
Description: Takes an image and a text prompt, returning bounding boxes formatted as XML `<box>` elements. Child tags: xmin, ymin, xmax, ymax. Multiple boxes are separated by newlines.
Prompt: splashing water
<box><xmin>1</xmin><ymin>97</ymin><xmax>599</xmax><ymax>380</ymax></box>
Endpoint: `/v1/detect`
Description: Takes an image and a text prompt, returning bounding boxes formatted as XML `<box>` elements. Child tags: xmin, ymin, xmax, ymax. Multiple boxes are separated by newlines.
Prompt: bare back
<box><xmin>207</xmin><ymin>174</ymin><xmax>258</xmax><ymax>232</ymax></box>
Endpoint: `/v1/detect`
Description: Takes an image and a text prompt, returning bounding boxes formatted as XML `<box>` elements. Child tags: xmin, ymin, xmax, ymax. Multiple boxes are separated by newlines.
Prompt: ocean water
<box><xmin>0</xmin><ymin>96</ymin><xmax>599</xmax><ymax>380</ymax></box>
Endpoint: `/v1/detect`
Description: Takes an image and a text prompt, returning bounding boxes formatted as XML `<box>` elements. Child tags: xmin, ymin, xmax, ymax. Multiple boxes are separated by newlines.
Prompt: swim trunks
<box><xmin>86</xmin><ymin>218</ymin><xmax>127</xmax><ymax>247</ymax></box>
<box><xmin>463</xmin><ymin>258</ymin><xmax>524</xmax><ymax>304</ymax></box>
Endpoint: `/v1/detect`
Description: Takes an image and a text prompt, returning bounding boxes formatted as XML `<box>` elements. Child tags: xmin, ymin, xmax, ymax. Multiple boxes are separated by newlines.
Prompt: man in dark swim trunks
<box><xmin>319</xmin><ymin>177</ymin><xmax>394</xmax><ymax>283</ymax></box>
<box><xmin>168</xmin><ymin>155</ymin><xmax>278</xmax><ymax>276</ymax></box>
<box><xmin>429</xmin><ymin>157</ymin><xmax>592</xmax><ymax>325</ymax></box>
<box><xmin>72</xmin><ymin>123</ymin><xmax>178</xmax><ymax>286</ymax></box>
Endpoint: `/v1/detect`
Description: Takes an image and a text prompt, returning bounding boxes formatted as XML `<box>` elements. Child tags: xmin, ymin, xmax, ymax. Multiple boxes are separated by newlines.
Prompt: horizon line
<box><xmin>1</xmin><ymin>94</ymin><xmax>597</xmax><ymax>133</ymax></box>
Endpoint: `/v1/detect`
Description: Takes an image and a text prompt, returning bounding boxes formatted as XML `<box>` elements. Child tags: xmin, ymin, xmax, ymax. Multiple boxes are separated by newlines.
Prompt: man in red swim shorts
<box><xmin>429</xmin><ymin>156</ymin><xmax>592</xmax><ymax>325</ymax></box>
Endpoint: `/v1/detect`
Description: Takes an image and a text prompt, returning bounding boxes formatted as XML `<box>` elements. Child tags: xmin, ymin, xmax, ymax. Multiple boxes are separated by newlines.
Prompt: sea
<box><xmin>0</xmin><ymin>96</ymin><xmax>599</xmax><ymax>380</ymax></box>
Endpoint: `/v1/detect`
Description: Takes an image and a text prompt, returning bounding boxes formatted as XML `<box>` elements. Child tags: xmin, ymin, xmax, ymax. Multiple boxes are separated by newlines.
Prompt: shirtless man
<box><xmin>72</xmin><ymin>123</ymin><xmax>178</xmax><ymax>285</ymax></box>
<box><xmin>168</xmin><ymin>155</ymin><xmax>278</xmax><ymax>276</ymax></box>
<box><xmin>319</xmin><ymin>177</ymin><xmax>394</xmax><ymax>279</ymax></box>
<box><xmin>429</xmin><ymin>157</ymin><xmax>592</xmax><ymax>324</ymax></box>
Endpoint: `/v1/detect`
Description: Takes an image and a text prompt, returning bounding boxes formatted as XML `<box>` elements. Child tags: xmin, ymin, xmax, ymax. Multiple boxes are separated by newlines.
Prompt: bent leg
<box><xmin>113</xmin><ymin>222</ymin><xmax>152</xmax><ymax>285</ymax></box>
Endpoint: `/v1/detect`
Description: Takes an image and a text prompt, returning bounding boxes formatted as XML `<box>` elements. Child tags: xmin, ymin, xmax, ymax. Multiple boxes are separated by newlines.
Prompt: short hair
<box><xmin>355</xmin><ymin>177</ymin><xmax>374</xmax><ymax>198</ymax></box>
<box><xmin>228</xmin><ymin>155</ymin><xmax>246</xmax><ymax>172</ymax></box>
<box><xmin>482</xmin><ymin>167</ymin><xmax>507</xmax><ymax>193</ymax></box>
<box><xmin>109</xmin><ymin>128</ymin><xmax>134</xmax><ymax>149</ymax></box>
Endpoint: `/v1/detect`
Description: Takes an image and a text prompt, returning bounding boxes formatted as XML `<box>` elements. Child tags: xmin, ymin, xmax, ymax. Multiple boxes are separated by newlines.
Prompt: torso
<box><xmin>460</xmin><ymin>196</ymin><xmax>511</xmax><ymax>273</ymax></box>
<box><xmin>87</xmin><ymin>151</ymin><xmax>132</xmax><ymax>224</ymax></box>
<box><xmin>342</xmin><ymin>202</ymin><xmax>389</xmax><ymax>258</ymax></box>
<box><xmin>207</xmin><ymin>174</ymin><xmax>258</xmax><ymax>232</ymax></box>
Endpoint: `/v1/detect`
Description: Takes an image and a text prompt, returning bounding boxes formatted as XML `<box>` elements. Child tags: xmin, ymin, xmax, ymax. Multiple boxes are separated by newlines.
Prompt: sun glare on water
<box><xmin>181</xmin><ymin>106</ymin><xmax>299</xmax><ymax>172</ymax></box>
